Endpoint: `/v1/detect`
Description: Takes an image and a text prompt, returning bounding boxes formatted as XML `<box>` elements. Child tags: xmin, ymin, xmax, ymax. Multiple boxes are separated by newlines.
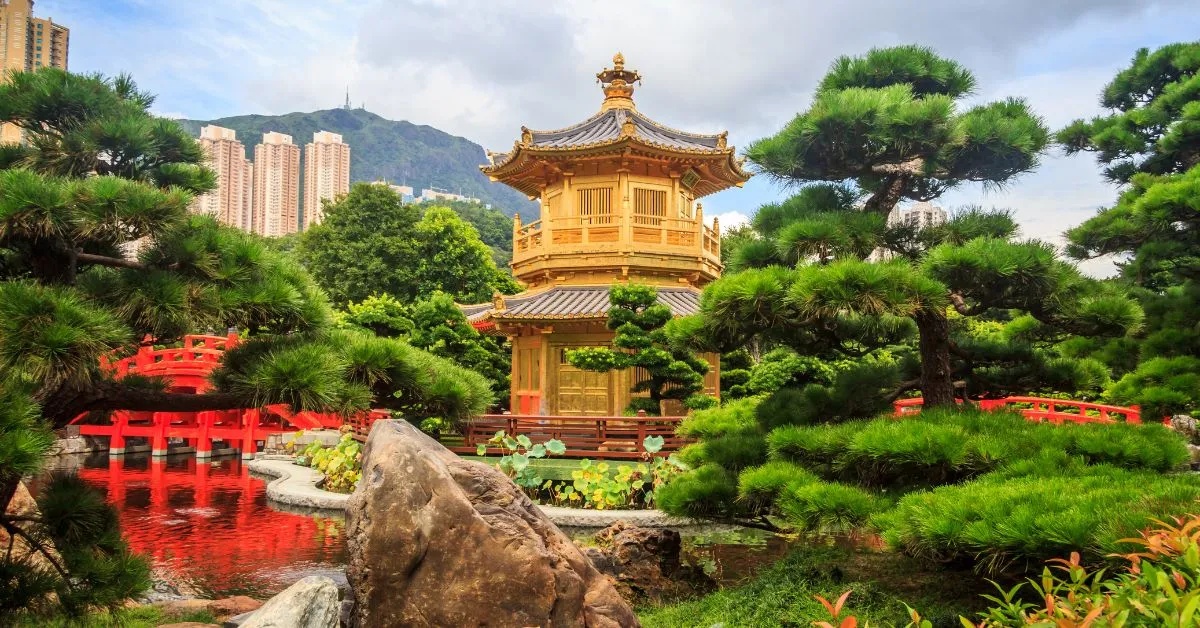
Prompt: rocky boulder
<box><xmin>585</xmin><ymin>521</ymin><xmax>716</xmax><ymax>603</ymax></box>
<box><xmin>345</xmin><ymin>420</ymin><xmax>639</xmax><ymax>628</ymax></box>
<box><xmin>239</xmin><ymin>576</ymin><xmax>339</xmax><ymax>628</ymax></box>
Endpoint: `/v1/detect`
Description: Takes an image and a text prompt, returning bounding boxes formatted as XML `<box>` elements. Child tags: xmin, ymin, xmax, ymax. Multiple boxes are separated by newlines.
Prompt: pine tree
<box><xmin>567</xmin><ymin>284</ymin><xmax>709</xmax><ymax>415</ymax></box>
<box><xmin>700</xmin><ymin>46</ymin><xmax>1070</xmax><ymax>405</ymax></box>
<box><xmin>0</xmin><ymin>69</ymin><xmax>492</xmax><ymax>615</ymax></box>
<box><xmin>1058</xmin><ymin>42</ymin><xmax>1200</xmax><ymax>418</ymax></box>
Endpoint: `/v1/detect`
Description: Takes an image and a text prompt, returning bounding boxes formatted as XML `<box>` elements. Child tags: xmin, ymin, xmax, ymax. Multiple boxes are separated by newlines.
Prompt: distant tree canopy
<box><xmin>1059</xmin><ymin>42</ymin><xmax>1200</xmax><ymax>418</ymax></box>
<box><xmin>339</xmin><ymin>292</ymin><xmax>511</xmax><ymax>411</ymax></box>
<box><xmin>297</xmin><ymin>183</ymin><xmax>519</xmax><ymax>305</ymax></box>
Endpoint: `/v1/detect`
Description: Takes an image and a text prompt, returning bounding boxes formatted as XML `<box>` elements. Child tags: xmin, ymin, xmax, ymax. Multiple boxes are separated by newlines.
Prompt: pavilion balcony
<box><xmin>511</xmin><ymin>212</ymin><xmax>721</xmax><ymax>278</ymax></box>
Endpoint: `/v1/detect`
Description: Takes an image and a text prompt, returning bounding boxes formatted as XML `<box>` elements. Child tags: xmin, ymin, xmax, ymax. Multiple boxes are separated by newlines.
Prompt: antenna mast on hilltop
<box><xmin>344</xmin><ymin>87</ymin><xmax>351</xmax><ymax>110</ymax></box>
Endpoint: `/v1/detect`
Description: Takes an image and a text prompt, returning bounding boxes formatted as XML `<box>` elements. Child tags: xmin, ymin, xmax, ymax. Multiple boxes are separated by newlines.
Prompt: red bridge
<box><xmin>72</xmin><ymin>334</ymin><xmax>347</xmax><ymax>459</ymax></box>
<box><xmin>893</xmin><ymin>396</ymin><xmax>1161</xmax><ymax>424</ymax></box>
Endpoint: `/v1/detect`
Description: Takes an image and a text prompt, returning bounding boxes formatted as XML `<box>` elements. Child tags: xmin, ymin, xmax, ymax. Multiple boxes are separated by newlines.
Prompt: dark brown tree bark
<box><xmin>914</xmin><ymin>309</ymin><xmax>956</xmax><ymax>407</ymax></box>
<box><xmin>41</xmin><ymin>381</ymin><xmax>249</xmax><ymax>429</ymax></box>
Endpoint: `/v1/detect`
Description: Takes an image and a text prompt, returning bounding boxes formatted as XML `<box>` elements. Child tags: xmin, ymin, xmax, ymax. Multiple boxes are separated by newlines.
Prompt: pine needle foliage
<box><xmin>567</xmin><ymin>284</ymin><xmax>709</xmax><ymax>415</ymax></box>
<box><xmin>0</xmin><ymin>68</ymin><xmax>499</xmax><ymax>617</ymax></box>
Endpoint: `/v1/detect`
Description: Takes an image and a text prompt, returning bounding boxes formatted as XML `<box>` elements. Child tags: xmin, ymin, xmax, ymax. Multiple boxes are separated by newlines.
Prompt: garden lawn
<box><xmin>638</xmin><ymin>545</ymin><xmax>989</xmax><ymax>627</ymax></box>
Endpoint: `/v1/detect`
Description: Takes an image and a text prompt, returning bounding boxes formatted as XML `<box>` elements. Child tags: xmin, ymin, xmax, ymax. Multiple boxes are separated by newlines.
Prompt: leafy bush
<box><xmin>477</xmin><ymin>430</ymin><xmax>566</xmax><ymax>493</ymax></box>
<box><xmin>299</xmin><ymin>431</ymin><xmax>362</xmax><ymax>493</ymax></box>
<box><xmin>975</xmin><ymin>514</ymin><xmax>1200</xmax><ymax>625</ymax></box>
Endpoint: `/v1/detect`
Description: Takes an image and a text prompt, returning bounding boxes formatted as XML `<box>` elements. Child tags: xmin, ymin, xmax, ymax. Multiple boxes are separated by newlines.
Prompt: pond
<box><xmin>46</xmin><ymin>452</ymin><xmax>798</xmax><ymax>598</ymax></box>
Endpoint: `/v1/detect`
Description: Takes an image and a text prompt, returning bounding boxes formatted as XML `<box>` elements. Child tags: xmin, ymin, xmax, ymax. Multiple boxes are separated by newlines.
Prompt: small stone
<box><xmin>157</xmin><ymin>623</ymin><xmax>220</xmax><ymax>628</ymax></box>
<box><xmin>239</xmin><ymin>576</ymin><xmax>339</xmax><ymax>628</ymax></box>
<box><xmin>587</xmin><ymin>521</ymin><xmax>716</xmax><ymax>603</ymax></box>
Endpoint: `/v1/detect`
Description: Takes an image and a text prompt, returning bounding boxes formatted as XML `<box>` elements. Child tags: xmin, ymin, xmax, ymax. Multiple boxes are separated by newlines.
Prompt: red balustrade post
<box><xmin>242</xmin><ymin>409</ymin><xmax>259</xmax><ymax>460</ymax></box>
<box><xmin>109</xmin><ymin>411</ymin><xmax>129</xmax><ymax>455</ymax></box>
<box><xmin>150</xmin><ymin>412</ymin><xmax>169</xmax><ymax>457</ymax></box>
<box><xmin>195</xmin><ymin>411</ymin><xmax>213</xmax><ymax>459</ymax></box>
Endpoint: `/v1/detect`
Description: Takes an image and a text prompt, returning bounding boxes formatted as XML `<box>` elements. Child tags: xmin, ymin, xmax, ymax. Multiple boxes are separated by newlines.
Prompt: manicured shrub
<box><xmin>1107</xmin><ymin>355</ymin><xmax>1200</xmax><ymax>418</ymax></box>
<box><xmin>754</xmin><ymin>362</ymin><xmax>899</xmax><ymax>429</ymax></box>
<box><xmin>678</xmin><ymin>397</ymin><xmax>761</xmax><ymax>438</ymax></box>
<box><xmin>974</xmin><ymin>514</ymin><xmax>1200</xmax><ymax>625</ymax></box>
<box><xmin>836</xmin><ymin>420</ymin><xmax>986</xmax><ymax>487</ymax></box>
<box><xmin>879</xmin><ymin>466</ymin><xmax>1200</xmax><ymax>572</ymax></box>
<box><xmin>779</xmin><ymin>481</ymin><xmax>877</xmax><ymax>533</ymax></box>
<box><xmin>737</xmin><ymin>461</ymin><xmax>816</xmax><ymax>512</ymax></box>
<box><xmin>1064</xmin><ymin>422</ymin><xmax>1190</xmax><ymax>471</ymax></box>
<box><xmin>767</xmin><ymin>422</ymin><xmax>861</xmax><ymax>469</ymax></box>
<box><xmin>701</xmin><ymin>433</ymin><xmax>768</xmax><ymax>472</ymax></box>
<box><xmin>656</xmin><ymin>464</ymin><xmax>742</xmax><ymax>519</ymax></box>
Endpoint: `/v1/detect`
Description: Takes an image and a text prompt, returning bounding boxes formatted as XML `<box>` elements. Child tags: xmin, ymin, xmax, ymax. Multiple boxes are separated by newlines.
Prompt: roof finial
<box><xmin>596</xmin><ymin>52</ymin><xmax>640</xmax><ymax>112</ymax></box>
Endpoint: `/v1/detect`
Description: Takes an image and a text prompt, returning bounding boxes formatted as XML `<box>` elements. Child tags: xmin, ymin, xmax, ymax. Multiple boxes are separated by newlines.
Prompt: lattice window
<box><xmin>577</xmin><ymin>187</ymin><xmax>613</xmax><ymax>224</ymax></box>
<box><xmin>633</xmin><ymin>187</ymin><xmax>667</xmax><ymax>225</ymax></box>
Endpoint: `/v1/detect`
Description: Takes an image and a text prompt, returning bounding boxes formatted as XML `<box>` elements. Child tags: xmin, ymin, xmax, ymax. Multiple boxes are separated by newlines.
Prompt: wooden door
<box><xmin>555</xmin><ymin>346</ymin><xmax>613</xmax><ymax>416</ymax></box>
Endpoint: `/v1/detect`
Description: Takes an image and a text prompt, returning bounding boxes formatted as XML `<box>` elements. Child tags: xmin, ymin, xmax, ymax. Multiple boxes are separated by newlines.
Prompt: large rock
<box><xmin>346</xmin><ymin>420</ymin><xmax>639</xmax><ymax>628</ymax></box>
<box><xmin>585</xmin><ymin>521</ymin><xmax>716</xmax><ymax>603</ymax></box>
<box><xmin>239</xmin><ymin>576</ymin><xmax>339</xmax><ymax>628</ymax></box>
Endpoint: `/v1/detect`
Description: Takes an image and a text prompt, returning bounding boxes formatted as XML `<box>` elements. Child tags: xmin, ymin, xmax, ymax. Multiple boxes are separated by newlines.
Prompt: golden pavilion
<box><xmin>464</xmin><ymin>53</ymin><xmax>750</xmax><ymax>416</ymax></box>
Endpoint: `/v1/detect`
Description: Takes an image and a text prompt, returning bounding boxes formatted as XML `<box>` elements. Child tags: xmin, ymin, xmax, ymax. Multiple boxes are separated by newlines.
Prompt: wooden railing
<box><xmin>510</xmin><ymin>211</ymin><xmax>720</xmax><ymax>267</ymax></box>
<box><xmin>450</xmin><ymin>413</ymin><xmax>690</xmax><ymax>459</ymax></box>
<box><xmin>893</xmin><ymin>396</ymin><xmax>1158</xmax><ymax>425</ymax></box>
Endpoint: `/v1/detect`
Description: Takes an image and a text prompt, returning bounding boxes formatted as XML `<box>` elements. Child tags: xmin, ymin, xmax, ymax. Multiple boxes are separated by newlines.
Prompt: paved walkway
<box><xmin>247</xmin><ymin>457</ymin><xmax>694</xmax><ymax>527</ymax></box>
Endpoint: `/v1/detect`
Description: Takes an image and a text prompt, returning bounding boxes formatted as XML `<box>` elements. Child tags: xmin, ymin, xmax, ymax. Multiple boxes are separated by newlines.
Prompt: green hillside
<box><xmin>177</xmin><ymin>107</ymin><xmax>536</xmax><ymax>220</ymax></box>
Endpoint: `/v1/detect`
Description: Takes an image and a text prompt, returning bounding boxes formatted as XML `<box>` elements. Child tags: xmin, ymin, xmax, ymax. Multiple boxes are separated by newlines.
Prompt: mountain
<box><xmin>177</xmin><ymin>107</ymin><xmax>536</xmax><ymax>219</ymax></box>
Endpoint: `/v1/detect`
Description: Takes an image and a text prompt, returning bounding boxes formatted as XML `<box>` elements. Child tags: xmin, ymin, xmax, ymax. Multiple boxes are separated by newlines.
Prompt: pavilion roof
<box><xmin>462</xmin><ymin>286</ymin><xmax>700</xmax><ymax>326</ymax></box>
<box><xmin>480</xmin><ymin>53</ymin><xmax>750</xmax><ymax>198</ymax></box>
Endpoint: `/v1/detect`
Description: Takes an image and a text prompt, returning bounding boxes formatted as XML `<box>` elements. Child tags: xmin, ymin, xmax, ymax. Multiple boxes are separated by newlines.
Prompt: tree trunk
<box><xmin>862</xmin><ymin>174</ymin><xmax>909</xmax><ymax>215</ymax></box>
<box><xmin>914</xmin><ymin>309</ymin><xmax>955</xmax><ymax>407</ymax></box>
<box><xmin>41</xmin><ymin>381</ymin><xmax>251</xmax><ymax>429</ymax></box>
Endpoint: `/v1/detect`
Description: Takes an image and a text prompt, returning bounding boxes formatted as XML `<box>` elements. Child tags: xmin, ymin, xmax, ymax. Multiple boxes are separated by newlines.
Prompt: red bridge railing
<box><xmin>893</xmin><ymin>396</ymin><xmax>1156</xmax><ymax>425</ymax></box>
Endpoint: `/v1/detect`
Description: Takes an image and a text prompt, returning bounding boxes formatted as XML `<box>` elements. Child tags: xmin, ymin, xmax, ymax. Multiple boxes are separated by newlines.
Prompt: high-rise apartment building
<box><xmin>302</xmin><ymin>130</ymin><xmax>350</xmax><ymax>229</ymax></box>
<box><xmin>0</xmin><ymin>0</ymin><xmax>69</xmax><ymax>143</ymax></box>
<box><xmin>253</xmin><ymin>132</ymin><xmax>300</xmax><ymax>237</ymax></box>
<box><xmin>191</xmin><ymin>125</ymin><xmax>253</xmax><ymax>230</ymax></box>
<box><xmin>887</xmin><ymin>201</ymin><xmax>947</xmax><ymax>230</ymax></box>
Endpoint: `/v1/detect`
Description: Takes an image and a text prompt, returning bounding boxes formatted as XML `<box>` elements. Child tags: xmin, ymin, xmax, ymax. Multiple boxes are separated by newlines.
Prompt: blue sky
<box><xmin>40</xmin><ymin>0</ymin><xmax>1200</xmax><ymax>275</ymax></box>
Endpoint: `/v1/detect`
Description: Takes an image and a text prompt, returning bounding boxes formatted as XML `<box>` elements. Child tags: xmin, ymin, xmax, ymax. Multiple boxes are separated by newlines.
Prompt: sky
<box><xmin>39</xmin><ymin>0</ymin><xmax>1200</xmax><ymax>276</ymax></box>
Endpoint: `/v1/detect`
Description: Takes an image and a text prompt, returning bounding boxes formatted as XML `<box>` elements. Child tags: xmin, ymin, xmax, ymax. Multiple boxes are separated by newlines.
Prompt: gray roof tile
<box><xmin>462</xmin><ymin>286</ymin><xmax>701</xmax><ymax>322</ymax></box>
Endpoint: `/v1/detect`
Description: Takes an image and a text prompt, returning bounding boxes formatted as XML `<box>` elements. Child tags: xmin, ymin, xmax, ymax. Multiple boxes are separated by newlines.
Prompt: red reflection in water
<box><xmin>68</xmin><ymin>454</ymin><xmax>346</xmax><ymax>597</ymax></box>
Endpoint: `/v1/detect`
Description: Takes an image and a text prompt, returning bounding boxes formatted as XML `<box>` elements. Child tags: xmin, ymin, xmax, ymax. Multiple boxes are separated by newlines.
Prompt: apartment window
<box><xmin>633</xmin><ymin>187</ymin><xmax>667</xmax><ymax>225</ymax></box>
<box><xmin>576</xmin><ymin>186</ymin><xmax>612</xmax><ymax>224</ymax></box>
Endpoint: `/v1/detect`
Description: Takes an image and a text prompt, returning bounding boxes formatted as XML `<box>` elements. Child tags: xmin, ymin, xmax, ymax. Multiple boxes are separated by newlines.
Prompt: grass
<box><xmin>12</xmin><ymin>605</ymin><xmax>218</xmax><ymax>627</ymax></box>
<box><xmin>638</xmin><ymin>545</ymin><xmax>990</xmax><ymax>627</ymax></box>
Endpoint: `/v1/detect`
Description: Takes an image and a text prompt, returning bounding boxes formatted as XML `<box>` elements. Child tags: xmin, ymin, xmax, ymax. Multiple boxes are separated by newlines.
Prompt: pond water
<box><xmin>47</xmin><ymin>452</ymin><xmax>796</xmax><ymax>598</ymax></box>
<box><xmin>44</xmin><ymin>452</ymin><xmax>347</xmax><ymax>598</ymax></box>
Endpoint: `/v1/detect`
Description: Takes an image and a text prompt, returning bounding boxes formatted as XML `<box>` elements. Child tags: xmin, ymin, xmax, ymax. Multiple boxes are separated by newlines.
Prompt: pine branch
<box><xmin>0</xmin><ymin>518</ymin><xmax>74</xmax><ymax>588</ymax></box>
<box><xmin>74</xmin><ymin>252</ymin><xmax>148</xmax><ymax>271</ymax></box>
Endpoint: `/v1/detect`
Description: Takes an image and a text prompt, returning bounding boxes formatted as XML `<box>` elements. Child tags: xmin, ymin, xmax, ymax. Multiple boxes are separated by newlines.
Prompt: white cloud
<box><xmin>44</xmin><ymin>0</ymin><xmax>1200</xmax><ymax>279</ymax></box>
